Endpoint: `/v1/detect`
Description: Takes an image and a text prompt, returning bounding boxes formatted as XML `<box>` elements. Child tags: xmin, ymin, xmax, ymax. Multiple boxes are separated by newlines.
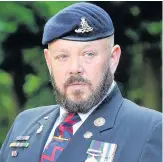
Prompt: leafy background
<box><xmin>0</xmin><ymin>1</ymin><xmax>162</xmax><ymax>146</ymax></box>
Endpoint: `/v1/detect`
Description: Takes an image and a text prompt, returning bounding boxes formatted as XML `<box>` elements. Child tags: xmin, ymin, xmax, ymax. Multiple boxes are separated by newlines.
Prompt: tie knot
<box><xmin>62</xmin><ymin>113</ymin><xmax>81</xmax><ymax>126</ymax></box>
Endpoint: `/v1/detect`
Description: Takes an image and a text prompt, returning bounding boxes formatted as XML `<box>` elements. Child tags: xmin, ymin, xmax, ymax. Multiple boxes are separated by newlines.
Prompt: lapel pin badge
<box><xmin>94</xmin><ymin>117</ymin><xmax>105</xmax><ymax>127</ymax></box>
<box><xmin>84</xmin><ymin>131</ymin><xmax>93</xmax><ymax>139</ymax></box>
<box><xmin>44</xmin><ymin>116</ymin><xmax>49</xmax><ymax>120</ymax></box>
<box><xmin>11</xmin><ymin>150</ymin><xmax>18</xmax><ymax>157</ymax></box>
<box><xmin>36</xmin><ymin>125</ymin><xmax>43</xmax><ymax>134</ymax></box>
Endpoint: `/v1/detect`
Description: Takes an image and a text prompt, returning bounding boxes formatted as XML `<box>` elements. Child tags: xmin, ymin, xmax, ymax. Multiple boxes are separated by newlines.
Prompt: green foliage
<box><xmin>41</xmin><ymin>1</ymin><xmax>75</xmax><ymax>17</ymax></box>
<box><xmin>0</xmin><ymin>70</ymin><xmax>16</xmax><ymax>146</ymax></box>
<box><xmin>0</xmin><ymin>70</ymin><xmax>12</xmax><ymax>86</ymax></box>
<box><xmin>24</xmin><ymin>74</ymin><xmax>42</xmax><ymax>96</ymax></box>
<box><xmin>125</xmin><ymin>28</ymin><xmax>139</xmax><ymax>42</ymax></box>
<box><xmin>146</xmin><ymin>21</ymin><xmax>162</xmax><ymax>35</ymax></box>
<box><xmin>24</xmin><ymin>87</ymin><xmax>55</xmax><ymax>110</ymax></box>
<box><xmin>0</xmin><ymin>2</ymin><xmax>38</xmax><ymax>36</ymax></box>
<box><xmin>0</xmin><ymin>70</ymin><xmax>14</xmax><ymax>116</ymax></box>
<box><xmin>130</xmin><ymin>6</ymin><xmax>140</xmax><ymax>16</ymax></box>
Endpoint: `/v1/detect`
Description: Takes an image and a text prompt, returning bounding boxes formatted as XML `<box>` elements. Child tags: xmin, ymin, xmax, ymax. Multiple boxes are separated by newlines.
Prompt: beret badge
<box><xmin>75</xmin><ymin>17</ymin><xmax>93</xmax><ymax>34</ymax></box>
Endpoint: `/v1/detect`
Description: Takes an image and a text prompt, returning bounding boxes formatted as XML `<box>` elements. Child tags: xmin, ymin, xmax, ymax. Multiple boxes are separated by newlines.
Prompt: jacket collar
<box><xmin>92</xmin><ymin>85</ymin><xmax>123</xmax><ymax>131</ymax></box>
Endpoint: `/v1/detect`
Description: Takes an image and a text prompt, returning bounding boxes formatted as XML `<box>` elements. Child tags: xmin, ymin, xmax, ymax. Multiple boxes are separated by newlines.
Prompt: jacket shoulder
<box><xmin>121</xmin><ymin>98</ymin><xmax>162</xmax><ymax>126</ymax></box>
<box><xmin>9</xmin><ymin>105</ymin><xmax>59</xmax><ymax>132</ymax></box>
<box><xmin>16</xmin><ymin>105</ymin><xmax>58</xmax><ymax>121</ymax></box>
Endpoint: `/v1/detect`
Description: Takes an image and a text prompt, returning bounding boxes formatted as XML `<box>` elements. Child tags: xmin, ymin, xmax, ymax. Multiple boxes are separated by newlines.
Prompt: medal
<box><xmin>85</xmin><ymin>140</ymin><xmax>117</xmax><ymax>162</ymax></box>
<box><xmin>85</xmin><ymin>148</ymin><xmax>102</xmax><ymax>162</ymax></box>
<box><xmin>85</xmin><ymin>156</ymin><xmax>97</xmax><ymax>162</ymax></box>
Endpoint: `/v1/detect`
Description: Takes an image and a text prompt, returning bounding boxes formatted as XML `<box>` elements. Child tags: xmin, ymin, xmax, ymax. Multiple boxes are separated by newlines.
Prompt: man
<box><xmin>0</xmin><ymin>2</ymin><xmax>161</xmax><ymax>162</ymax></box>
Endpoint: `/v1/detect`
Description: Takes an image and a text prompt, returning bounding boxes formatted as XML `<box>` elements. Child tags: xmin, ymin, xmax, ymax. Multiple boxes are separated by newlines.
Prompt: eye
<box><xmin>55</xmin><ymin>54</ymin><xmax>68</xmax><ymax>61</ymax></box>
<box><xmin>84</xmin><ymin>52</ymin><xmax>95</xmax><ymax>57</ymax></box>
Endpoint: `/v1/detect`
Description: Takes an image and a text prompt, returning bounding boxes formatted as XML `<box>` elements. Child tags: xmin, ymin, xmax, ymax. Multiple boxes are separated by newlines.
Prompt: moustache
<box><xmin>64</xmin><ymin>75</ymin><xmax>91</xmax><ymax>87</ymax></box>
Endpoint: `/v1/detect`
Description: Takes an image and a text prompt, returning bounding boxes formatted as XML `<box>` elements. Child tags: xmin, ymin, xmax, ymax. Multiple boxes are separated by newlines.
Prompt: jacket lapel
<box><xmin>34</xmin><ymin>107</ymin><xmax>60</xmax><ymax>161</ymax></box>
<box><xmin>57</xmin><ymin>86</ymin><xmax>123</xmax><ymax>162</ymax></box>
<box><xmin>18</xmin><ymin>106</ymin><xmax>60</xmax><ymax>162</ymax></box>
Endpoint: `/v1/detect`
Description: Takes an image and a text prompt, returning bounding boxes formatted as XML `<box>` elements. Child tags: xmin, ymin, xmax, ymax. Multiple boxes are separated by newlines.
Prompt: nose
<box><xmin>69</xmin><ymin>57</ymin><xmax>84</xmax><ymax>75</ymax></box>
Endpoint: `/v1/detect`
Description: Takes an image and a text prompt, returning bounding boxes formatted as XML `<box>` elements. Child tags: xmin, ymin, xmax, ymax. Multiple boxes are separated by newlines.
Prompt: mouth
<box><xmin>67</xmin><ymin>82</ymin><xmax>86</xmax><ymax>86</ymax></box>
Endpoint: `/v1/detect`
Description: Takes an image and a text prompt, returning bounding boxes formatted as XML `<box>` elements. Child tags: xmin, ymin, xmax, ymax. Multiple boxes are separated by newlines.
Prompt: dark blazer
<box><xmin>0</xmin><ymin>86</ymin><xmax>162</xmax><ymax>162</ymax></box>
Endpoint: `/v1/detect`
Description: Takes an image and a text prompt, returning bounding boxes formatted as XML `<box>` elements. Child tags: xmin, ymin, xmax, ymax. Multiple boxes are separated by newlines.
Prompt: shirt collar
<box><xmin>60</xmin><ymin>80</ymin><xmax>116</xmax><ymax>122</ymax></box>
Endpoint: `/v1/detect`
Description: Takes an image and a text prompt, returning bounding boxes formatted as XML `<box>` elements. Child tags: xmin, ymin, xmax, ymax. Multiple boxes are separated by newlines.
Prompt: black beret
<box><xmin>42</xmin><ymin>2</ymin><xmax>114</xmax><ymax>45</ymax></box>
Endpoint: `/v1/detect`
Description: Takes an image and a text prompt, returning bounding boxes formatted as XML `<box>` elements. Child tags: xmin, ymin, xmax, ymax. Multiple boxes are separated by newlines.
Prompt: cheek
<box><xmin>85</xmin><ymin>62</ymin><xmax>104</xmax><ymax>87</ymax></box>
<box><xmin>51</xmin><ymin>67</ymin><xmax>67</xmax><ymax>91</ymax></box>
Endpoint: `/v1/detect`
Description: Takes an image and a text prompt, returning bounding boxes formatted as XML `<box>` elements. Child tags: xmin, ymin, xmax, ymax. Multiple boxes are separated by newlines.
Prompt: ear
<box><xmin>44</xmin><ymin>48</ymin><xmax>52</xmax><ymax>73</ymax></box>
<box><xmin>110</xmin><ymin>45</ymin><xmax>121</xmax><ymax>74</ymax></box>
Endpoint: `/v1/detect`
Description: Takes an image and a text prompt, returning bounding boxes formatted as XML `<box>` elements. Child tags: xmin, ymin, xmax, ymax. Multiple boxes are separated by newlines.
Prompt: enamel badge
<box><xmin>11</xmin><ymin>150</ymin><xmax>18</xmax><ymax>157</ymax></box>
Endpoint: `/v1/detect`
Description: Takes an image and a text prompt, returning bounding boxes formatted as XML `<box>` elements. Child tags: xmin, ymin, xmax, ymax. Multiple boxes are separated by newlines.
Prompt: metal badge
<box><xmin>44</xmin><ymin>116</ymin><xmax>49</xmax><ymax>120</ymax></box>
<box><xmin>15</xmin><ymin>136</ymin><xmax>30</xmax><ymax>141</ymax></box>
<box><xmin>94</xmin><ymin>117</ymin><xmax>105</xmax><ymax>127</ymax></box>
<box><xmin>11</xmin><ymin>150</ymin><xmax>18</xmax><ymax>157</ymax></box>
<box><xmin>36</xmin><ymin>125</ymin><xmax>43</xmax><ymax>134</ymax></box>
<box><xmin>53</xmin><ymin>135</ymin><xmax>69</xmax><ymax>141</ymax></box>
<box><xmin>84</xmin><ymin>131</ymin><xmax>93</xmax><ymax>139</ymax></box>
<box><xmin>75</xmin><ymin>17</ymin><xmax>93</xmax><ymax>33</ymax></box>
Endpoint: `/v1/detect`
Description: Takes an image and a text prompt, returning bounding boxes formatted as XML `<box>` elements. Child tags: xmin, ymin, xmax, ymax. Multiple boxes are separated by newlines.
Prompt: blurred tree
<box><xmin>0</xmin><ymin>1</ymin><xmax>161</xmax><ymax>147</ymax></box>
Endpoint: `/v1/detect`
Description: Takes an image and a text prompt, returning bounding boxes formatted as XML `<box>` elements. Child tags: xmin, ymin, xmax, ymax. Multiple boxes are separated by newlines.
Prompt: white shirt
<box><xmin>44</xmin><ymin>81</ymin><xmax>115</xmax><ymax>148</ymax></box>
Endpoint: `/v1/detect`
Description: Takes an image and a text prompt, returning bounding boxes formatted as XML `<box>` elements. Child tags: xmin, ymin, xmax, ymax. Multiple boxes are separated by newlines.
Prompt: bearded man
<box><xmin>0</xmin><ymin>2</ymin><xmax>161</xmax><ymax>162</ymax></box>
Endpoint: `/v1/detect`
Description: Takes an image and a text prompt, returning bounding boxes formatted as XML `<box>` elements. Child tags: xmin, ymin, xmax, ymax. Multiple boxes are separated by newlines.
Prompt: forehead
<box><xmin>48</xmin><ymin>38</ymin><xmax>109</xmax><ymax>51</ymax></box>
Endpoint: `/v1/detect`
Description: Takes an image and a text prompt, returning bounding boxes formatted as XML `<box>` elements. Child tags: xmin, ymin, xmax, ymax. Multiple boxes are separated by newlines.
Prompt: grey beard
<box><xmin>50</xmin><ymin>65</ymin><xmax>113</xmax><ymax>114</ymax></box>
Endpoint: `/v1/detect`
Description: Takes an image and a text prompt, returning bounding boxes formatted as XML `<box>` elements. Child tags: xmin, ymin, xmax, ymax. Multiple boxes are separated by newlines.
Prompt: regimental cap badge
<box><xmin>75</xmin><ymin>17</ymin><xmax>93</xmax><ymax>34</ymax></box>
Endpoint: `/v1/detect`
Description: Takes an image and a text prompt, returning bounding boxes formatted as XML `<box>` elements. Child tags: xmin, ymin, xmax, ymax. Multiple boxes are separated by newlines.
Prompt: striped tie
<box><xmin>41</xmin><ymin>113</ymin><xmax>81</xmax><ymax>162</ymax></box>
